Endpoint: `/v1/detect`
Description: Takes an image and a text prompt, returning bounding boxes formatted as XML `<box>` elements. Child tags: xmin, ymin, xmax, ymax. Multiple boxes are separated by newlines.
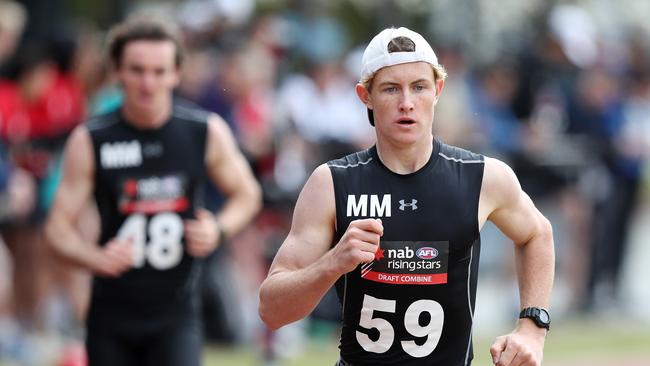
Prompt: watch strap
<box><xmin>519</xmin><ymin>307</ymin><xmax>539</xmax><ymax>319</ymax></box>
<box><xmin>519</xmin><ymin>307</ymin><xmax>550</xmax><ymax>330</ymax></box>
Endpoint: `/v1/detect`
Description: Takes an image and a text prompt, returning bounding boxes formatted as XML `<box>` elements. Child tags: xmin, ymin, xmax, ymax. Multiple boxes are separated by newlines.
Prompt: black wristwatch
<box><xmin>519</xmin><ymin>307</ymin><xmax>551</xmax><ymax>330</ymax></box>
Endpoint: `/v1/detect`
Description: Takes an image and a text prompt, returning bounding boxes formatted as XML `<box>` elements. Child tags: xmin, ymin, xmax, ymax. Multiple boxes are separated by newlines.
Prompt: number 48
<box><xmin>117</xmin><ymin>213</ymin><xmax>184</xmax><ymax>270</ymax></box>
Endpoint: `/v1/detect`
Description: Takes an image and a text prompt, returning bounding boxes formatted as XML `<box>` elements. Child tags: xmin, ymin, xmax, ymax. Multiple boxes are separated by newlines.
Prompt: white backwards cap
<box><xmin>360</xmin><ymin>27</ymin><xmax>439</xmax><ymax>82</ymax></box>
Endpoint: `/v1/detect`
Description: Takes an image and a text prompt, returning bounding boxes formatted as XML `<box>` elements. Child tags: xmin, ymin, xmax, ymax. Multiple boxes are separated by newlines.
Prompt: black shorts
<box><xmin>86</xmin><ymin>316</ymin><xmax>202</xmax><ymax>366</ymax></box>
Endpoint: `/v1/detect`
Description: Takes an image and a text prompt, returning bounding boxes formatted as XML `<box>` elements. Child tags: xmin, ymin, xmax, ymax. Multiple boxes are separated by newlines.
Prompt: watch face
<box><xmin>539</xmin><ymin>309</ymin><xmax>550</xmax><ymax>324</ymax></box>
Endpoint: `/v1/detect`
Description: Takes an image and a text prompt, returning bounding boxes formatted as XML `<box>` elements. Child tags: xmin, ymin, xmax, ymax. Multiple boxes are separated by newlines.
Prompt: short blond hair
<box><xmin>360</xmin><ymin>63</ymin><xmax>448</xmax><ymax>91</ymax></box>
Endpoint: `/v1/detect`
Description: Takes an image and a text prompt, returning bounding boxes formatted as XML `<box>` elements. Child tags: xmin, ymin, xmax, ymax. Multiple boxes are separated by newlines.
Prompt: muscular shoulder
<box><xmin>306</xmin><ymin>164</ymin><xmax>335</xmax><ymax>194</ymax></box>
<box><xmin>67</xmin><ymin>124</ymin><xmax>93</xmax><ymax>151</ymax></box>
<box><xmin>480</xmin><ymin>157</ymin><xmax>553</xmax><ymax>246</ymax></box>
<box><xmin>62</xmin><ymin>124</ymin><xmax>95</xmax><ymax>178</ymax></box>
<box><xmin>268</xmin><ymin>164</ymin><xmax>336</xmax><ymax>274</ymax></box>
<box><xmin>204</xmin><ymin>112</ymin><xmax>236</xmax><ymax>163</ymax></box>
<box><xmin>484</xmin><ymin>157</ymin><xmax>519</xmax><ymax>192</ymax></box>
<box><xmin>296</xmin><ymin>164</ymin><xmax>335</xmax><ymax>211</ymax></box>
<box><xmin>479</xmin><ymin>157</ymin><xmax>522</xmax><ymax>220</ymax></box>
<box><xmin>292</xmin><ymin>164</ymin><xmax>335</xmax><ymax>230</ymax></box>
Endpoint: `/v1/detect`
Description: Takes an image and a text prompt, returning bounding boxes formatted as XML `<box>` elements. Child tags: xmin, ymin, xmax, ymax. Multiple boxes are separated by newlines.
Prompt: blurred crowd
<box><xmin>1</xmin><ymin>0</ymin><xmax>650</xmax><ymax>365</ymax></box>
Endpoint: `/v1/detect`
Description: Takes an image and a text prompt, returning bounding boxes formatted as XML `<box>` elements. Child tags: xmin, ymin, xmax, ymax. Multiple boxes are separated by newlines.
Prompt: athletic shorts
<box><xmin>86</xmin><ymin>316</ymin><xmax>202</xmax><ymax>366</ymax></box>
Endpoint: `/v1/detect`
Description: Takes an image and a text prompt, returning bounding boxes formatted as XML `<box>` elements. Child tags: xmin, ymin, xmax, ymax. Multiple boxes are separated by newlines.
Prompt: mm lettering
<box><xmin>100</xmin><ymin>140</ymin><xmax>142</xmax><ymax>169</ymax></box>
<box><xmin>346</xmin><ymin>194</ymin><xmax>391</xmax><ymax>217</ymax></box>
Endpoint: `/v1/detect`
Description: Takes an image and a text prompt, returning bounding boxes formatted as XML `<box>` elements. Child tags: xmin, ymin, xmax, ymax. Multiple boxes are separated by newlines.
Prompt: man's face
<box><xmin>357</xmin><ymin>61</ymin><xmax>443</xmax><ymax>147</ymax></box>
<box><xmin>116</xmin><ymin>40</ymin><xmax>179</xmax><ymax>114</ymax></box>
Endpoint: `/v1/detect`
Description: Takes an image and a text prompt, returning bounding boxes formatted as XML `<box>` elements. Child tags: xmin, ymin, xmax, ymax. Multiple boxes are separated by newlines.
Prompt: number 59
<box><xmin>356</xmin><ymin>294</ymin><xmax>444</xmax><ymax>358</ymax></box>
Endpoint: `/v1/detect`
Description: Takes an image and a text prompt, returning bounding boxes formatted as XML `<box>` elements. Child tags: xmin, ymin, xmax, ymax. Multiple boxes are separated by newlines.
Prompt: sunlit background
<box><xmin>1</xmin><ymin>0</ymin><xmax>650</xmax><ymax>365</ymax></box>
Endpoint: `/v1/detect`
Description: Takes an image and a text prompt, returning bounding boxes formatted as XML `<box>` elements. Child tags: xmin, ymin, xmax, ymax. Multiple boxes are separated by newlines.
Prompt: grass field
<box><xmin>1</xmin><ymin>316</ymin><xmax>645</xmax><ymax>365</ymax></box>
<box><xmin>204</xmin><ymin>318</ymin><xmax>650</xmax><ymax>366</ymax></box>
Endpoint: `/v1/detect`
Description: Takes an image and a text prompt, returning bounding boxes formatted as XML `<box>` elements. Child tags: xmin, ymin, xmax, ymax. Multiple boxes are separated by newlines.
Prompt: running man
<box><xmin>259</xmin><ymin>27</ymin><xmax>554</xmax><ymax>366</ymax></box>
<box><xmin>45</xmin><ymin>15</ymin><xmax>261</xmax><ymax>366</ymax></box>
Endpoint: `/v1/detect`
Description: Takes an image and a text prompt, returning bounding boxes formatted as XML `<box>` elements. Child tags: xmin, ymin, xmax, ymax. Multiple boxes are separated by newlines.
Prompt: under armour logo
<box><xmin>399</xmin><ymin>199</ymin><xmax>418</xmax><ymax>211</ymax></box>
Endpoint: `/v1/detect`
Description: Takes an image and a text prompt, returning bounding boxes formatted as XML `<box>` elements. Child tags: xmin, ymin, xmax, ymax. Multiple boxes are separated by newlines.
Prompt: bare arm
<box><xmin>184</xmin><ymin>114</ymin><xmax>262</xmax><ymax>256</ymax></box>
<box><xmin>205</xmin><ymin>114</ymin><xmax>262</xmax><ymax>238</ymax></box>
<box><xmin>44</xmin><ymin>126</ymin><xmax>133</xmax><ymax>276</ymax></box>
<box><xmin>479</xmin><ymin>157</ymin><xmax>555</xmax><ymax>366</ymax></box>
<box><xmin>259</xmin><ymin>164</ymin><xmax>383</xmax><ymax>329</ymax></box>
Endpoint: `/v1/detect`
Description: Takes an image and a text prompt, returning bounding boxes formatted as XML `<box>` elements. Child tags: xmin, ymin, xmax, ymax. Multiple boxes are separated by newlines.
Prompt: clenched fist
<box><xmin>184</xmin><ymin>208</ymin><xmax>222</xmax><ymax>257</ymax></box>
<box><xmin>490</xmin><ymin>324</ymin><xmax>546</xmax><ymax>366</ymax></box>
<box><xmin>329</xmin><ymin>218</ymin><xmax>383</xmax><ymax>275</ymax></box>
<box><xmin>94</xmin><ymin>238</ymin><xmax>134</xmax><ymax>277</ymax></box>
